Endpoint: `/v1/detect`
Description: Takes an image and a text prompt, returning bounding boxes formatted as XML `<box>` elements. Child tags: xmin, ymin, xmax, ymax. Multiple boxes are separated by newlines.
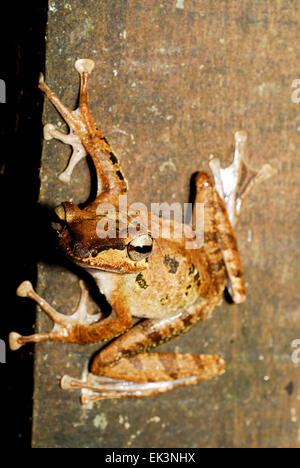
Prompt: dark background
<box><xmin>0</xmin><ymin>3</ymin><xmax>48</xmax><ymax>447</ymax></box>
<box><xmin>1</xmin><ymin>0</ymin><xmax>300</xmax><ymax>448</ymax></box>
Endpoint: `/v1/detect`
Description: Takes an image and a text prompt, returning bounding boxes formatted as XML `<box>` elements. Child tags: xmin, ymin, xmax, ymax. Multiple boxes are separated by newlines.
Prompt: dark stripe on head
<box><xmin>93</xmin><ymin>244</ymin><xmax>126</xmax><ymax>254</ymax></box>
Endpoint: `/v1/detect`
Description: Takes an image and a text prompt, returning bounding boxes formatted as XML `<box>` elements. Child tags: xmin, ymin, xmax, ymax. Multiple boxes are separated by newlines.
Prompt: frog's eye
<box><xmin>127</xmin><ymin>235</ymin><xmax>153</xmax><ymax>262</ymax></box>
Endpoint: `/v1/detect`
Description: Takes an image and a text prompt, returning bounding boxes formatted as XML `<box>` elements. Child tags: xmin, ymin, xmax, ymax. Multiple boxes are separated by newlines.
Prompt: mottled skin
<box><xmin>9</xmin><ymin>59</ymin><xmax>274</xmax><ymax>404</ymax></box>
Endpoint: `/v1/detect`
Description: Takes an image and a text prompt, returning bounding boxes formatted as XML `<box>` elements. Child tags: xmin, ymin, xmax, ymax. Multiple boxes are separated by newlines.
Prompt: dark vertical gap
<box><xmin>0</xmin><ymin>3</ymin><xmax>48</xmax><ymax>447</ymax></box>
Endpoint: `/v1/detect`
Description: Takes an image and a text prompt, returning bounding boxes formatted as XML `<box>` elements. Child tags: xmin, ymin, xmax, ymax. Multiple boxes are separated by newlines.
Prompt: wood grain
<box><xmin>33</xmin><ymin>0</ymin><xmax>300</xmax><ymax>448</ymax></box>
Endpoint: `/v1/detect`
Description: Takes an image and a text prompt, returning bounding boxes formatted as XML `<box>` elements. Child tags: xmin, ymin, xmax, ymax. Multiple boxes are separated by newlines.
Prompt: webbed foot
<box><xmin>61</xmin><ymin>353</ymin><xmax>226</xmax><ymax>405</ymax></box>
<box><xmin>43</xmin><ymin>122</ymin><xmax>87</xmax><ymax>183</ymax></box>
<box><xmin>209</xmin><ymin>131</ymin><xmax>276</xmax><ymax>226</ymax></box>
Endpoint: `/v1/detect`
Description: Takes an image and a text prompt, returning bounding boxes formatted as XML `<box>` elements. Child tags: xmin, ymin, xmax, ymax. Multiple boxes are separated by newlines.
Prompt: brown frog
<box><xmin>9</xmin><ymin>59</ymin><xmax>275</xmax><ymax>405</ymax></box>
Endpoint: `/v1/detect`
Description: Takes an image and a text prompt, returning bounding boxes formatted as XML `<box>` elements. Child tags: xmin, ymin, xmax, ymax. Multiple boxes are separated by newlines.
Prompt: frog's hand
<box><xmin>39</xmin><ymin>59</ymin><xmax>127</xmax><ymax>206</ymax></box>
<box><xmin>38</xmin><ymin>68</ymin><xmax>91</xmax><ymax>184</ymax></box>
<box><xmin>209</xmin><ymin>131</ymin><xmax>276</xmax><ymax>227</ymax></box>
<box><xmin>61</xmin><ymin>353</ymin><xmax>225</xmax><ymax>404</ymax></box>
<box><xmin>43</xmin><ymin>123</ymin><xmax>87</xmax><ymax>183</ymax></box>
<box><xmin>9</xmin><ymin>280</ymin><xmax>103</xmax><ymax>350</ymax></box>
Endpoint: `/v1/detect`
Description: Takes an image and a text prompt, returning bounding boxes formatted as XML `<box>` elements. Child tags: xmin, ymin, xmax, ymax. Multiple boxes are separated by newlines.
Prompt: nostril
<box><xmin>74</xmin><ymin>242</ymin><xmax>90</xmax><ymax>259</ymax></box>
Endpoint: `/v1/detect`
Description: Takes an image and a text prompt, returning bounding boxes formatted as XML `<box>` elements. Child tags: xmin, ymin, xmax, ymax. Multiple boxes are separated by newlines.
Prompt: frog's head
<box><xmin>55</xmin><ymin>201</ymin><xmax>153</xmax><ymax>273</ymax></box>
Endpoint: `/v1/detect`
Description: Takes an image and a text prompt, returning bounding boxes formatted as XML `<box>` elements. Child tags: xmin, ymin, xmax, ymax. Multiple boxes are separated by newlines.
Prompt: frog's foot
<box><xmin>209</xmin><ymin>131</ymin><xmax>276</xmax><ymax>226</ymax></box>
<box><xmin>43</xmin><ymin>123</ymin><xmax>87</xmax><ymax>183</ymax></box>
<box><xmin>61</xmin><ymin>353</ymin><xmax>226</xmax><ymax>405</ymax></box>
<box><xmin>9</xmin><ymin>280</ymin><xmax>100</xmax><ymax>350</ymax></box>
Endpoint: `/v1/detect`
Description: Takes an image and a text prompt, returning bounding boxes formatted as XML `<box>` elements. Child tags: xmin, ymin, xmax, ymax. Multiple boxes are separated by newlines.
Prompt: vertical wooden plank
<box><xmin>32</xmin><ymin>0</ymin><xmax>300</xmax><ymax>447</ymax></box>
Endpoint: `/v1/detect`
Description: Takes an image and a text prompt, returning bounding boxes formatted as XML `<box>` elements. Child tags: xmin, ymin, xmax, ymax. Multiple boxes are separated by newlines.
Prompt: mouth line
<box><xmin>67</xmin><ymin>254</ymin><xmax>144</xmax><ymax>274</ymax></box>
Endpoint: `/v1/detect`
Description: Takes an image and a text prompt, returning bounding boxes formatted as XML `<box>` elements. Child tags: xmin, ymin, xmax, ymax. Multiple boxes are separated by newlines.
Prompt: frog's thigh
<box><xmin>91</xmin><ymin>300</ymin><xmax>216</xmax><ymax>371</ymax></box>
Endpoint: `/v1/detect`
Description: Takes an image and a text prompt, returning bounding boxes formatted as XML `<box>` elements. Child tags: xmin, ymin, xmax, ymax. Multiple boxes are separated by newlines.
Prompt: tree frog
<box><xmin>9</xmin><ymin>59</ymin><xmax>275</xmax><ymax>405</ymax></box>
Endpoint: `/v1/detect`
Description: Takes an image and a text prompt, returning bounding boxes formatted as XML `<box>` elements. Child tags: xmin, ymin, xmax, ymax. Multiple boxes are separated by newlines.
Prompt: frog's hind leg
<box><xmin>214</xmin><ymin>190</ymin><xmax>247</xmax><ymax>304</ymax></box>
<box><xmin>193</xmin><ymin>172</ymin><xmax>246</xmax><ymax>304</ymax></box>
<box><xmin>61</xmin><ymin>353</ymin><xmax>225</xmax><ymax>404</ymax></box>
<box><xmin>61</xmin><ymin>302</ymin><xmax>225</xmax><ymax>404</ymax></box>
<box><xmin>192</xmin><ymin>172</ymin><xmax>226</xmax><ymax>294</ymax></box>
<box><xmin>208</xmin><ymin>131</ymin><xmax>275</xmax><ymax>301</ymax></box>
<box><xmin>209</xmin><ymin>131</ymin><xmax>276</xmax><ymax>227</ymax></box>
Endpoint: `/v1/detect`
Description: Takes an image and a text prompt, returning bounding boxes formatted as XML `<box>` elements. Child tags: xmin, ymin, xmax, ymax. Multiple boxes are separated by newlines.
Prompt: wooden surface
<box><xmin>33</xmin><ymin>0</ymin><xmax>300</xmax><ymax>447</ymax></box>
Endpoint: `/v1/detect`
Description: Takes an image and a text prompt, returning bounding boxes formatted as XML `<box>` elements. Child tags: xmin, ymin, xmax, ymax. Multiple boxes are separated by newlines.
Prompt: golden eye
<box><xmin>127</xmin><ymin>235</ymin><xmax>153</xmax><ymax>262</ymax></box>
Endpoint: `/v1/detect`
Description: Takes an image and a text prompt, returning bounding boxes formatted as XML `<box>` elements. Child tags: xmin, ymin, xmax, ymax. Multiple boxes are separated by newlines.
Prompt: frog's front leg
<box><xmin>61</xmin><ymin>301</ymin><xmax>225</xmax><ymax>404</ymax></box>
<box><xmin>38</xmin><ymin>59</ymin><xmax>128</xmax><ymax>205</ymax></box>
<box><xmin>9</xmin><ymin>280</ymin><xmax>132</xmax><ymax>350</ymax></box>
<box><xmin>209</xmin><ymin>131</ymin><xmax>276</xmax><ymax>226</ymax></box>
